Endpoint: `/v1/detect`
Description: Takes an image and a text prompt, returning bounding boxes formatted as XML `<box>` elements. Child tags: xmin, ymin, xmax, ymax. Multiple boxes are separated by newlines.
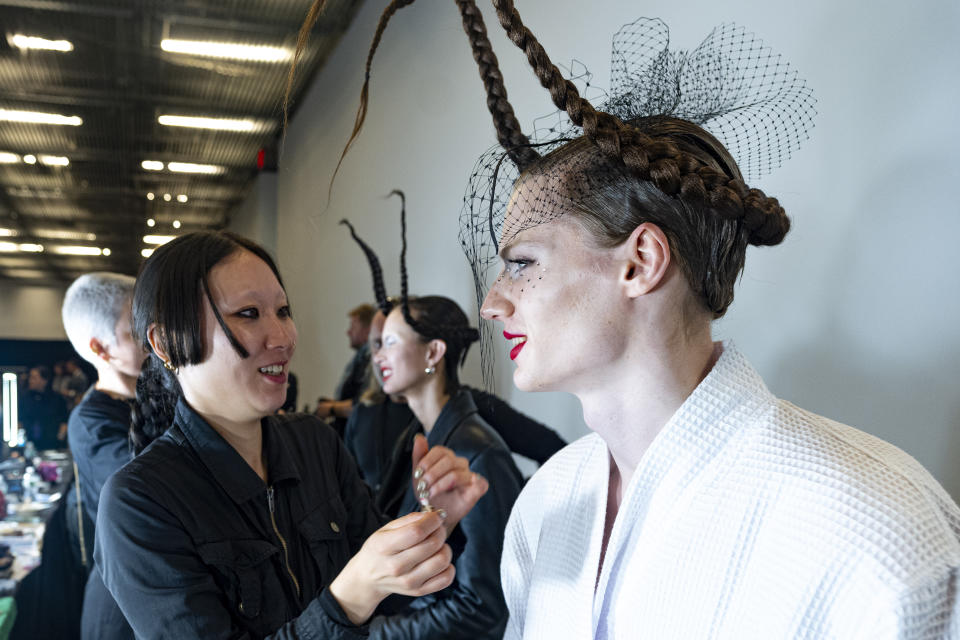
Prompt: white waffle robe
<box><xmin>501</xmin><ymin>344</ymin><xmax>960</xmax><ymax>639</ymax></box>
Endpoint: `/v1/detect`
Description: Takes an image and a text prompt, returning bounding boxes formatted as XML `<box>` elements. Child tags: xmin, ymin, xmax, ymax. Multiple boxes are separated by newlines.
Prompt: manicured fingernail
<box><xmin>419</xmin><ymin>496</ymin><xmax>430</xmax><ymax>507</ymax></box>
<box><xmin>416</xmin><ymin>479</ymin><xmax>426</xmax><ymax>493</ymax></box>
<box><xmin>413</xmin><ymin>467</ymin><xmax>424</xmax><ymax>479</ymax></box>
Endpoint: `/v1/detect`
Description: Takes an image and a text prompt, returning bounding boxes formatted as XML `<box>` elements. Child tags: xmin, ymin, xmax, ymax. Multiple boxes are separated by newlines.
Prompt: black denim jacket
<box><xmin>95</xmin><ymin>399</ymin><xmax>381</xmax><ymax>639</ymax></box>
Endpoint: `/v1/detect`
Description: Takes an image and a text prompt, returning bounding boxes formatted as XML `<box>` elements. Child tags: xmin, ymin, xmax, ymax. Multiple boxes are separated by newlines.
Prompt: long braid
<box><xmin>327</xmin><ymin>0</ymin><xmax>418</xmax><ymax>201</ymax></box>
<box><xmin>392</xmin><ymin>189</ymin><xmax>480</xmax><ymax>355</ymax></box>
<box><xmin>130</xmin><ymin>355</ymin><xmax>180</xmax><ymax>455</ymax></box>
<box><xmin>393</xmin><ymin>189</ymin><xmax>421</xmax><ymax>334</ymax></box>
<box><xmin>290</xmin><ymin>0</ymin><xmax>540</xmax><ymax>194</ymax></box>
<box><xmin>455</xmin><ymin>0</ymin><xmax>539</xmax><ymax>170</ymax></box>
<box><xmin>284</xmin><ymin>0</ymin><xmax>331</xmax><ymax>134</ymax></box>
<box><xmin>340</xmin><ymin>219</ymin><xmax>389</xmax><ymax>313</ymax></box>
<box><xmin>285</xmin><ymin>0</ymin><xmax>419</xmax><ymax>201</ymax></box>
<box><xmin>488</xmin><ymin>0</ymin><xmax>789</xmax><ymax>246</ymax></box>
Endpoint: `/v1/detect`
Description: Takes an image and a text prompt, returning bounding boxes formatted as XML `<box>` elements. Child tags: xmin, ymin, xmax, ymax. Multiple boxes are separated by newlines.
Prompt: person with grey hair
<box><xmin>62</xmin><ymin>272</ymin><xmax>146</xmax><ymax>640</ymax></box>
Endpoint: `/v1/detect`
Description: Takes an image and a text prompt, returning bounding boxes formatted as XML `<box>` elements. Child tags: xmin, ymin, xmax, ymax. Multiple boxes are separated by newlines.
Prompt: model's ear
<box><xmin>145</xmin><ymin>323</ymin><xmax>170</xmax><ymax>363</ymax></box>
<box><xmin>619</xmin><ymin>222</ymin><xmax>671</xmax><ymax>298</ymax></box>
<box><xmin>89</xmin><ymin>337</ymin><xmax>110</xmax><ymax>363</ymax></box>
<box><xmin>426</xmin><ymin>339</ymin><xmax>447</xmax><ymax>369</ymax></box>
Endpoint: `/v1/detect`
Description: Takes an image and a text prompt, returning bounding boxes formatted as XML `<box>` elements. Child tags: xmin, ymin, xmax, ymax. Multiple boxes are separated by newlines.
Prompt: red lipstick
<box><xmin>504</xmin><ymin>331</ymin><xmax>527</xmax><ymax>361</ymax></box>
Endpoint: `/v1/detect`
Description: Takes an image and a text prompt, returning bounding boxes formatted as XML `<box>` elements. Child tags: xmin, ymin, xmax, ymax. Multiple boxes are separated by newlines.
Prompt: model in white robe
<box><xmin>500</xmin><ymin>343</ymin><xmax>959</xmax><ymax>639</ymax></box>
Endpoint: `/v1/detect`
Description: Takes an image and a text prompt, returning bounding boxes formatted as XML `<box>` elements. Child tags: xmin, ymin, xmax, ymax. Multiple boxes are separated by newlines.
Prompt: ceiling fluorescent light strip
<box><xmin>39</xmin><ymin>155</ymin><xmax>69</xmax><ymax>166</ymax></box>
<box><xmin>142</xmin><ymin>160</ymin><xmax>223</xmax><ymax>174</ymax></box>
<box><xmin>35</xmin><ymin>229</ymin><xmax>96</xmax><ymax>241</ymax></box>
<box><xmin>0</xmin><ymin>109</ymin><xmax>82</xmax><ymax>126</ymax></box>
<box><xmin>160</xmin><ymin>39</ymin><xmax>290</xmax><ymax>63</ymax></box>
<box><xmin>0</xmin><ymin>151</ymin><xmax>70</xmax><ymax>165</ymax></box>
<box><xmin>167</xmin><ymin>162</ymin><xmax>222</xmax><ymax>175</ymax></box>
<box><xmin>51</xmin><ymin>246</ymin><xmax>103</xmax><ymax>256</ymax></box>
<box><xmin>143</xmin><ymin>235</ymin><xmax>176</xmax><ymax>245</ymax></box>
<box><xmin>158</xmin><ymin>115</ymin><xmax>257</xmax><ymax>132</ymax></box>
<box><xmin>11</xmin><ymin>34</ymin><xmax>73</xmax><ymax>52</ymax></box>
<box><xmin>0</xmin><ymin>242</ymin><xmax>44</xmax><ymax>253</ymax></box>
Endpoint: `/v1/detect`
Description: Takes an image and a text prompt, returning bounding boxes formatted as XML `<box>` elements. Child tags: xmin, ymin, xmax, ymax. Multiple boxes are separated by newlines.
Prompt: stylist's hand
<box><xmin>329</xmin><ymin>511</ymin><xmax>453</xmax><ymax>625</ymax></box>
<box><xmin>411</xmin><ymin>434</ymin><xmax>489</xmax><ymax>536</ymax></box>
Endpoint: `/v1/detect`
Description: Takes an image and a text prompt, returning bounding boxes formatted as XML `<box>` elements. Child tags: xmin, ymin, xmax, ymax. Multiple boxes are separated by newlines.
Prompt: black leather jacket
<box><xmin>371</xmin><ymin>390</ymin><xmax>523</xmax><ymax>639</ymax></box>
<box><xmin>345</xmin><ymin>385</ymin><xmax>564</xmax><ymax>492</ymax></box>
<box><xmin>96</xmin><ymin>399</ymin><xmax>381</xmax><ymax>639</ymax></box>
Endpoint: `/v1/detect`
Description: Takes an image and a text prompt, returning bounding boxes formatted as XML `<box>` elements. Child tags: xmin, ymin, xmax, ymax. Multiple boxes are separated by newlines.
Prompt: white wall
<box><xmin>229</xmin><ymin>172</ymin><xmax>279</xmax><ymax>257</ymax></box>
<box><xmin>275</xmin><ymin>0</ymin><xmax>960</xmax><ymax>498</ymax></box>
<box><xmin>0</xmin><ymin>281</ymin><xmax>68</xmax><ymax>339</ymax></box>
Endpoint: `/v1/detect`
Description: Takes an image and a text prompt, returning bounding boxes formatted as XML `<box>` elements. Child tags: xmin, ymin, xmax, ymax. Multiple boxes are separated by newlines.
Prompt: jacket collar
<box><xmin>424</xmin><ymin>388</ymin><xmax>478</xmax><ymax>447</ymax></box>
<box><xmin>174</xmin><ymin>398</ymin><xmax>301</xmax><ymax>505</ymax></box>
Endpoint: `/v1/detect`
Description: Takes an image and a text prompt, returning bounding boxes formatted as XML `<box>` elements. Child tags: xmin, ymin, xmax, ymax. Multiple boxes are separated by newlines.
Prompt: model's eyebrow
<box><xmin>220</xmin><ymin>288</ymin><xmax>288</xmax><ymax>309</ymax></box>
<box><xmin>498</xmin><ymin>234</ymin><xmax>544</xmax><ymax>261</ymax></box>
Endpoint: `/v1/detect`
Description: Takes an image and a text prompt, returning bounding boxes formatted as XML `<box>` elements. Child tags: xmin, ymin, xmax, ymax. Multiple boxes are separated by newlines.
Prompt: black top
<box><xmin>20</xmin><ymin>388</ymin><xmax>69</xmax><ymax>450</ymax></box>
<box><xmin>343</xmin><ymin>401</ymin><xmax>415</xmax><ymax>493</ymax></box>
<box><xmin>345</xmin><ymin>386</ymin><xmax>565</xmax><ymax>489</ymax></box>
<box><xmin>371</xmin><ymin>390</ymin><xmax>523</xmax><ymax>639</ymax></box>
<box><xmin>96</xmin><ymin>400</ymin><xmax>382</xmax><ymax>639</ymax></box>
<box><xmin>66</xmin><ymin>388</ymin><xmax>135</xmax><ymax>640</ymax></box>
<box><xmin>280</xmin><ymin>372</ymin><xmax>299</xmax><ymax>414</ymax></box>
<box><xmin>67</xmin><ymin>388</ymin><xmax>131</xmax><ymax>539</ymax></box>
<box><xmin>335</xmin><ymin>343</ymin><xmax>370</xmax><ymax>404</ymax></box>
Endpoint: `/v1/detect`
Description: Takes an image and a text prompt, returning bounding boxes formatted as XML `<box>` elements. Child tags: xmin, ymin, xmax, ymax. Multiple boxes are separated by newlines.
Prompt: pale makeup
<box><xmin>373</xmin><ymin>308</ymin><xmax>433</xmax><ymax>397</ymax></box>
<box><xmin>481</xmin><ymin>182</ymin><xmax>631</xmax><ymax>395</ymax></box>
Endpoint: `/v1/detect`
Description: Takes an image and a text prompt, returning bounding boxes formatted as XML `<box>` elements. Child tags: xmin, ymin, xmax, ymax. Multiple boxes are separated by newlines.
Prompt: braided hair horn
<box><xmin>339</xmin><ymin>219</ymin><xmax>390</xmax><ymax>314</ymax></box>
<box><xmin>286</xmin><ymin>0</ymin><xmax>541</xmax><ymax>200</ymax></box>
<box><xmin>390</xmin><ymin>190</ymin><xmax>481</xmax><ymax>369</ymax></box>
<box><xmin>392</xmin><ymin>189</ymin><xmax>423</xmax><ymax>336</ymax></box>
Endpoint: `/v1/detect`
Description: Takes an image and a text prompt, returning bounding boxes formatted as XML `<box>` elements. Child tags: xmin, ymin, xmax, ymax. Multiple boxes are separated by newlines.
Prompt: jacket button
<box><xmin>330</xmin><ymin>521</ymin><xmax>340</xmax><ymax>533</ymax></box>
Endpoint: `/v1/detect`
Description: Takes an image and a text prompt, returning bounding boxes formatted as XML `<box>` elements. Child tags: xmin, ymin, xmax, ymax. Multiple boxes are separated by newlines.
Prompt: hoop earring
<box><xmin>424</xmin><ymin>366</ymin><xmax>435</xmax><ymax>375</ymax></box>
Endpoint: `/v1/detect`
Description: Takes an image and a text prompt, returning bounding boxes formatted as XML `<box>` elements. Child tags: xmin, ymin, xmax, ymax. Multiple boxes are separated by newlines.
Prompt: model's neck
<box><xmin>404</xmin><ymin>379</ymin><xmax>451</xmax><ymax>435</ymax></box>
<box><xmin>94</xmin><ymin>367</ymin><xmax>138</xmax><ymax>400</ymax></box>
<box><xmin>577</xmin><ymin>325</ymin><xmax>719</xmax><ymax>495</ymax></box>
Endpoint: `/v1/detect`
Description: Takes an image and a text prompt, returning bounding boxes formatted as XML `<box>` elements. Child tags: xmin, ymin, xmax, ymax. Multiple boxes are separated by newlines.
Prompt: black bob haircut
<box><xmin>132</xmin><ymin>230</ymin><xmax>286</xmax><ymax>367</ymax></box>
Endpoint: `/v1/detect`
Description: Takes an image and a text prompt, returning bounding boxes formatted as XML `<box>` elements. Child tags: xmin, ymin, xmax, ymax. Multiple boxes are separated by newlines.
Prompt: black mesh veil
<box><xmin>458</xmin><ymin>17</ymin><xmax>815</xmax><ymax>384</ymax></box>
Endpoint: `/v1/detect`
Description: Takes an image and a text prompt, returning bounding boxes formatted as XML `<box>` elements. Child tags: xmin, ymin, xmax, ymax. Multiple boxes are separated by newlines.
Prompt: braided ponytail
<box><xmin>130</xmin><ymin>355</ymin><xmax>180</xmax><ymax>455</ymax></box>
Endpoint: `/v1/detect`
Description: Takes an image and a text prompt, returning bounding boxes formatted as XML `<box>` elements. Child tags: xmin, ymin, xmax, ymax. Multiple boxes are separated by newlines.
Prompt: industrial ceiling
<box><xmin>0</xmin><ymin>0</ymin><xmax>361</xmax><ymax>283</ymax></box>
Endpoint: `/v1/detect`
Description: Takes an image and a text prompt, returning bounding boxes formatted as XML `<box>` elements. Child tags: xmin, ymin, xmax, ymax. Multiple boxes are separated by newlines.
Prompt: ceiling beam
<box><xmin>0</xmin><ymin>0</ymin><xmax>134</xmax><ymax>18</ymax></box>
<box><xmin>0</xmin><ymin>86</ymin><xmax>284</xmax><ymax>117</ymax></box>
